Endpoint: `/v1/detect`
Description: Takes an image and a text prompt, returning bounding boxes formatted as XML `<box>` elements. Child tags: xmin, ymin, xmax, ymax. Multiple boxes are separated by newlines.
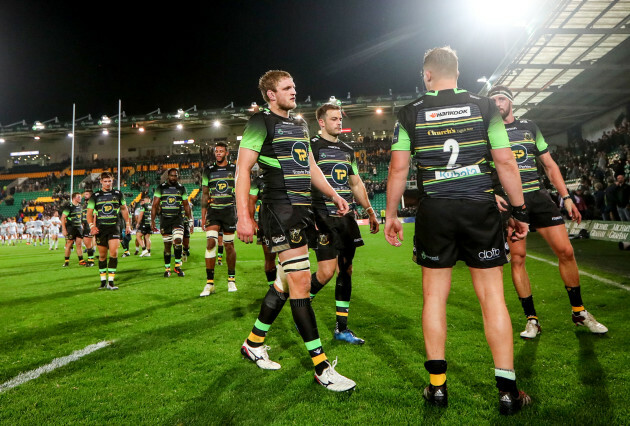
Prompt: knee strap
<box><xmin>222</xmin><ymin>233</ymin><xmax>235</xmax><ymax>243</ymax></box>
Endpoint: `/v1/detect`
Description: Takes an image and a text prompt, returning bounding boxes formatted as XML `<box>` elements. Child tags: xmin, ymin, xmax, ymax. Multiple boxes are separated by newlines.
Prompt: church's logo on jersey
<box><xmin>331</xmin><ymin>163</ymin><xmax>348</xmax><ymax>185</ymax></box>
<box><xmin>511</xmin><ymin>144</ymin><xmax>528</xmax><ymax>164</ymax></box>
<box><xmin>292</xmin><ymin>141</ymin><xmax>309</xmax><ymax>167</ymax></box>
<box><xmin>216</xmin><ymin>180</ymin><xmax>229</xmax><ymax>193</ymax></box>
<box><xmin>425</xmin><ymin>106</ymin><xmax>470</xmax><ymax>121</ymax></box>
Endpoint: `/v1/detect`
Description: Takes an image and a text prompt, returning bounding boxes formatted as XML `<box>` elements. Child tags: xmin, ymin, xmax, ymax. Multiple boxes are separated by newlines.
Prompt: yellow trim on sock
<box><xmin>572</xmin><ymin>306</ymin><xmax>585</xmax><ymax>313</ymax></box>
<box><xmin>430</xmin><ymin>373</ymin><xmax>446</xmax><ymax>386</ymax></box>
<box><xmin>248</xmin><ymin>333</ymin><xmax>265</xmax><ymax>343</ymax></box>
<box><xmin>336</xmin><ymin>312</ymin><xmax>349</xmax><ymax>317</ymax></box>
<box><xmin>312</xmin><ymin>353</ymin><xmax>327</xmax><ymax>366</ymax></box>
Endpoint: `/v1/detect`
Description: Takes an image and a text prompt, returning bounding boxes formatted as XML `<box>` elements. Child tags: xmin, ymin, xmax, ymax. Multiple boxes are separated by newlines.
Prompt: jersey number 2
<box><xmin>443</xmin><ymin>139</ymin><xmax>459</xmax><ymax>169</ymax></box>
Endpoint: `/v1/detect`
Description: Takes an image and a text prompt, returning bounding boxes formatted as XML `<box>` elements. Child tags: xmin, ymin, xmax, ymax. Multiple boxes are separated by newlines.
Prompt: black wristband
<box><xmin>562</xmin><ymin>195</ymin><xmax>571</xmax><ymax>201</ymax></box>
<box><xmin>511</xmin><ymin>204</ymin><xmax>530</xmax><ymax>224</ymax></box>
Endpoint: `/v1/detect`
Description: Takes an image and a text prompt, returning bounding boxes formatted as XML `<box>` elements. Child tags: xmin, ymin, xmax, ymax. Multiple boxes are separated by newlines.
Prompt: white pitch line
<box><xmin>527</xmin><ymin>254</ymin><xmax>630</xmax><ymax>292</ymax></box>
<box><xmin>0</xmin><ymin>340</ymin><xmax>112</xmax><ymax>393</ymax></box>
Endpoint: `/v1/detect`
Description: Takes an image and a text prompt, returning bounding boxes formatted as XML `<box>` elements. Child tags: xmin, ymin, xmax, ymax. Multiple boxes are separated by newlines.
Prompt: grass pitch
<box><xmin>0</xmin><ymin>224</ymin><xmax>629</xmax><ymax>425</ymax></box>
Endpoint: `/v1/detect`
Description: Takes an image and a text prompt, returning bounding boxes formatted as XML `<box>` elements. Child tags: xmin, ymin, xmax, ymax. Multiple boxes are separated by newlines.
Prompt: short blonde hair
<box><xmin>258</xmin><ymin>70</ymin><xmax>293</xmax><ymax>103</ymax></box>
<box><xmin>423</xmin><ymin>46</ymin><xmax>458</xmax><ymax>79</ymax></box>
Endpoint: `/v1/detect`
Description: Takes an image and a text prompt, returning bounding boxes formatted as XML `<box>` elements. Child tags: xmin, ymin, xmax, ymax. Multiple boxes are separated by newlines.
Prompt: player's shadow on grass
<box><xmin>575</xmin><ymin>332</ymin><xmax>612</xmax><ymax>422</ymax></box>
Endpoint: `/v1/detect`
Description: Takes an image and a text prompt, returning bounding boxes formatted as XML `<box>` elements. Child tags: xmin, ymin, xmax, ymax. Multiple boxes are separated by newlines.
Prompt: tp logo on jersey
<box><xmin>292</xmin><ymin>141</ymin><xmax>309</xmax><ymax>167</ymax></box>
<box><xmin>331</xmin><ymin>163</ymin><xmax>348</xmax><ymax>185</ymax></box>
<box><xmin>216</xmin><ymin>180</ymin><xmax>229</xmax><ymax>193</ymax></box>
<box><xmin>511</xmin><ymin>144</ymin><xmax>528</xmax><ymax>164</ymax></box>
<box><xmin>101</xmin><ymin>204</ymin><xmax>114</xmax><ymax>214</ymax></box>
<box><xmin>166</xmin><ymin>196</ymin><xmax>177</xmax><ymax>205</ymax></box>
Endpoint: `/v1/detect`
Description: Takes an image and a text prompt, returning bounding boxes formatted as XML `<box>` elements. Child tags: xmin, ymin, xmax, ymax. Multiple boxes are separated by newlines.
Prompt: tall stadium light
<box><xmin>71</xmin><ymin>104</ymin><xmax>76</xmax><ymax>192</ymax></box>
<box><xmin>117</xmin><ymin>100</ymin><xmax>121</xmax><ymax>189</ymax></box>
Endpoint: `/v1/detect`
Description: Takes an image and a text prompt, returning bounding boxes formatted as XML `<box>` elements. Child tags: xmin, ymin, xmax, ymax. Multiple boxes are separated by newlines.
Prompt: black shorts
<box><xmin>413</xmin><ymin>198</ymin><xmax>509</xmax><ymax>269</ymax></box>
<box><xmin>66</xmin><ymin>226</ymin><xmax>83</xmax><ymax>241</ymax></box>
<box><xmin>183</xmin><ymin>220</ymin><xmax>190</xmax><ymax>239</ymax></box>
<box><xmin>259</xmin><ymin>203</ymin><xmax>316</xmax><ymax>253</ymax></box>
<box><xmin>312</xmin><ymin>210</ymin><xmax>364</xmax><ymax>262</ymax></box>
<box><xmin>95</xmin><ymin>224</ymin><xmax>121</xmax><ymax>247</ymax></box>
<box><xmin>139</xmin><ymin>224</ymin><xmax>153</xmax><ymax>235</ymax></box>
<box><xmin>160</xmin><ymin>216</ymin><xmax>184</xmax><ymax>235</ymax></box>
<box><xmin>524</xmin><ymin>189</ymin><xmax>564</xmax><ymax>230</ymax></box>
<box><xmin>205</xmin><ymin>207</ymin><xmax>237</xmax><ymax>233</ymax></box>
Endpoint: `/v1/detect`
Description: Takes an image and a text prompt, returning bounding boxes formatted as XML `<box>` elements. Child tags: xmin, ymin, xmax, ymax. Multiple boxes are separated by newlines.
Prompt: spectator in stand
<box><xmin>615</xmin><ymin>174</ymin><xmax>630</xmax><ymax>221</ymax></box>
<box><xmin>592</xmin><ymin>182</ymin><xmax>606</xmax><ymax>220</ymax></box>
<box><xmin>604</xmin><ymin>177</ymin><xmax>619</xmax><ymax>221</ymax></box>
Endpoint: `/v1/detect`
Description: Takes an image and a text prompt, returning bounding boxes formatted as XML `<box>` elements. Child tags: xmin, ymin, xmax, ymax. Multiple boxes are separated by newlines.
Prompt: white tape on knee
<box><xmin>172</xmin><ymin>228</ymin><xmax>184</xmax><ymax>242</ymax></box>
<box><xmin>222</xmin><ymin>233</ymin><xmax>235</xmax><ymax>243</ymax></box>
<box><xmin>206</xmin><ymin>230</ymin><xmax>219</xmax><ymax>240</ymax></box>
<box><xmin>274</xmin><ymin>263</ymin><xmax>288</xmax><ymax>293</ymax></box>
<box><xmin>205</xmin><ymin>247</ymin><xmax>216</xmax><ymax>259</ymax></box>
<box><xmin>280</xmin><ymin>255</ymin><xmax>310</xmax><ymax>274</ymax></box>
<box><xmin>162</xmin><ymin>235</ymin><xmax>173</xmax><ymax>243</ymax></box>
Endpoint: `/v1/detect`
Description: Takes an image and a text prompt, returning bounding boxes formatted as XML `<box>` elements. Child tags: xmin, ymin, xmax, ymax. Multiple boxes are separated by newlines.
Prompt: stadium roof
<box><xmin>479</xmin><ymin>0</ymin><xmax>630</xmax><ymax>137</ymax></box>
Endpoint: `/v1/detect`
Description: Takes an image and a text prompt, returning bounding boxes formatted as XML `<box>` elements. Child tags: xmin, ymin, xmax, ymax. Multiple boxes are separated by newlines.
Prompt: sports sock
<box><xmin>87</xmin><ymin>248</ymin><xmax>95</xmax><ymax>263</ymax></box>
<box><xmin>228</xmin><ymin>269</ymin><xmax>236</xmax><ymax>284</ymax></box>
<box><xmin>519</xmin><ymin>295</ymin><xmax>537</xmax><ymax>319</ymax></box>
<box><xmin>218</xmin><ymin>245</ymin><xmax>223</xmax><ymax>261</ymax></box>
<box><xmin>310</xmin><ymin>272</ymin><xmax>325</xmax><ymax>298</ymax></box>
<box><xmin>425</xmin><ymin>359</ymin><xmax>447</xmax><ymax>386</ymax></box>
<box><xmin>495</xmin><ymin>368</ymin><xmax>518</xmax><ymax>396</ymax></box>
<box><xmin>265</xmin><ymin>269</ymin><xmax>276</xmax><ymax>286</ymax></box>
<box><xmin>335</xmin><ymin>271</ymin><xmax>352</xmax><ymax>332</ymax></box>
<box><xmin>290</xmin><ymin>298</ymin><xmax>328</xmax><ymax>374</ymax></box>
<box><xmin>108</xmin><ymin>257</ymin><xmax>118</xmax><ymax>284</ymax></box>
<box><xmin>164</xmin><ymin>252</ymin><xmax>171</xmax><ymax>270</ymax></box>
<box><xmin>64</xmin><ymin>256</ymin><xmax>69</xmax><ymax>265</ymax></box>
<box><xmin>99</xmin><ymin>260</ymin><xmax>107</xmax><ymax>286</ymax></box>
<box><xmin>246</xmin><ymin>286</ymin><xmax>287</xmax><ymax>347</ymax></box>
<box><xmin>174</xmin><ymin>245</ymin><xmax>182</xmax><ymax>267</ymax></box>
<box><xmin>206</xmin><ymin>268</ymin><xmax>215</xmax><ymax>283</ymax></box>
<box><xmin>566</xmin><ymin>286</ymin><xmax>585</xmax><ymax>313</ymax></box>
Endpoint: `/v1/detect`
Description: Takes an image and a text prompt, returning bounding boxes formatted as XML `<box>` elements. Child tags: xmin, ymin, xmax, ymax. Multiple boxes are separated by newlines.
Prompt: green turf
<box><xmin>0</xmin><ymin>224</ymin><xmax>629</xmax><ymax>424</ymax></box>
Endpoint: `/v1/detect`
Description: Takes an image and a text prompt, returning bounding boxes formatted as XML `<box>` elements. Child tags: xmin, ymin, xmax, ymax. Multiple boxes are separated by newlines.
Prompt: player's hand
<box><xmin>62</xmin><ymin>229</ymin><xmax>67</xmax><ymax>237</ymax></box>
<box><xmin>368</xmin><ymin>212</ymin><xmax>379</xmax><ymax>234</ymax></box>
<box><xmin>151</xmin><ymin>222</ymin><xmax>158</xmax><ymax>233</ymax></box>
<box><xmin>564</xmin><ymin>198</ymin><xmax>582</xmax><ymax>224</ymax></box>
<box><xmin>385</xmin><ymin>217</ymin><xmax>403</xmax><ymax>247</ymax></box>
<box><xmin>507</xmin><ymin>217</ymin><xmax>528</xmax><ymax>241</ymax></box>
<box><xmin>237</xmin><ymin>216</ymin><xmax>255</xmax><ymax>244</ymax></box>
<box><xmin>333</xmin><ymin>195</ymin><xmax>349</xmax><ymax>216</ymax></box>
<box><xmin>91</xmin><ymin>226</ymin><xmax>100</xmax><ymax>235</ymax></box>
<box><xmin>495</xmin><ymin>194</ymin><xmax>509</xmax><ymax>212</ymax></box>
<box><xmin>189</xmin><ymin>220</ymin><xmax>194</xmax><ymax>235</ymax></box>
<box><xmin>125</xmin><ymin>225</ymin><xmax>131</xmax><ymax>235</ymax></box>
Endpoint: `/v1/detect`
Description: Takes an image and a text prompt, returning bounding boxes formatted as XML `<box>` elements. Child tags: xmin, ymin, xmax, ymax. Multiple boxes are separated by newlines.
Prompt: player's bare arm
<box><xmin>235</xmin><ymin>147</ymin><xmax>258</xmax><ymax>243</ymax></box>
<box><xmin>349</xmin><ymin>174</ymin><xmax>379</xmax><ymax>233</ymax></box>
<box><xmin>385</xmin><ymin>150</ymin><xmax>410</xmax><ymax>246</ymax></box>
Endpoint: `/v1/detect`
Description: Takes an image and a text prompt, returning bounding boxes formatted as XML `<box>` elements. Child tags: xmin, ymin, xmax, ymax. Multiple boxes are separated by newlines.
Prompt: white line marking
<box><xmin>0</xmin><ymin>340</ymin><xmax>112</xmax><ymax>393</ymax></box>
<box><xmin>527</xmin><ymin>254</ymin><xmax>630</xmax><ymax>292</ymax></box>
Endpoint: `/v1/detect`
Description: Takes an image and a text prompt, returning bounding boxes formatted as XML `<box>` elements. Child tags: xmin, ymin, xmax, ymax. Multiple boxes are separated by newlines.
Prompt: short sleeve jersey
<box><xmin>202</xmin><ymin>163</ymin><xmax>237</xmax><ymax>209</ymax></box>
<box><xmin>239</xmin><ymin>109</ymin><xmax>311</xmax><ymax>206</ymax></box>
<box><xmin>392</xmin><ymin>88</ymin><xmax>510</xmax><ymax>202</ymax></box>
<box><xmin>310</xmin><ymin>135</ymin><xmax>358</xmax><ymax>215</ymax></box>
<box><xmin>154</xmin><ymin>182</ymin><xmax>187</xmax><ymax>218</ymax></box>
<box><xmin>81</xmin><ymin>200</ymin><xmax>90</xmax><ymax>225</ymax></box>
<box><xmin>88</xmin><ymin>189</ymin><xmax>126</xmax><ymax>226</ymax></box>
<box><xmin>7</xmin><ymin>222</ymin><xmax>17</xmax><ymax>233</ymax></box>
<box><xmin>63</xmin><ymin>203</ymin><xmax>83</xmax><ymax>227</ymax></box>
<box><xmin>140</xmin><ymin>202</ymin><xmax>152</xmax><ymax>226</ymax></box>
<box><xmin>504</xmin><ymin>119</ymin><xmax>548</xmax><ymax>193</ymax></box>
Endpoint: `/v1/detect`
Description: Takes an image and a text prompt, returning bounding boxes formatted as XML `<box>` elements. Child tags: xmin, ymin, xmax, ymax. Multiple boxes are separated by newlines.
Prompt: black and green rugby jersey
<box><xmin>311</xmin><ymin>135</ymin><xmax>358</xmax><ymax>216</ymax></box>
<box><xmin>249</xmin><ymin>174</ymin><xmax>265</xmax><ymax>221</ymax></box>
<box><xmin>62</xmin><ymin>202</ymin><xmax>83</xmax><ymax>227</ymax></box>
<box><xmin>503</xmin><ymin>119</ymin><xmax>548</xmax><ymax>193</ymax></box>
<box><xmin>392</xmin><ymin>88</ymin><xmax>510</xmax><ymax>202</ymax></box>
<box><xmin>154</xmin><ymin>182</ymin><xmax>187</xmax><ymax>218</ymax></box>
<box><xmin>88</xmin><ymin>189</ymin><xmax>126</xmax><ymax>226</ymax></box>
<box><xmin>202</xmin><ymin>163</ymin><xmax>236</xmax><ymax>209</ymax></box>
<box><xmin>140</xmin><ymin>202</ymin><xmax>152</xmax><ymax>226</ymax></box>
<box><xmin>239</xmin><ymin>108</ymin><xmax>311</xmax><ymax>206</ymax></box>
<box><xmin>81</xmin><ymin>200</ymin><xmax>89</xmax><ymax>225</ymax></box>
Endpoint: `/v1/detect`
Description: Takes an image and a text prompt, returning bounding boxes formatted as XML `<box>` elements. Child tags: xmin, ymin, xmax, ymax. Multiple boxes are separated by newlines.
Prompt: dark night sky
<box><xmin>0</xmin><ymin>0</ymin><xmax>524</xmax><ymax>124</ymax></box>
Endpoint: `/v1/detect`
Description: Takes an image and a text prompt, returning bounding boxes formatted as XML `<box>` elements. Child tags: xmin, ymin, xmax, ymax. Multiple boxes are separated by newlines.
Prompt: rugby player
<box><xmin>81</xmin><ymin>189</ymin><xmax>96</xmax><ymax>266</ymax></box>
<box><xmin>0</xmin><ymin>220</ymin><xmax>7</xmax><ymax>245</ymax></box>
<box><xmin>385</xmin><ymin>47</ymin><xmax>531</xmax><ymax>414</ymax></box>
<box><xmin>17</xmin><ymin>221</ymin><xmax>24</xmax><ymax>244</ymax></box>
<box><xmin>151</xmin><ymin>168</ymin><xmax>192</xmax><ymax>278</ymax></box>
<box><xmin>488</xmin><ymin>85</ymin><xmax>607</xmax><ymax>338</ymax></box>
<box><xmin>308</xmin><ymin>103</ymin><xmax>379</xmax><ymax>345</ymax></box>
<box><xmin>32</xmin><ymin>216</ymin><xmax>44</xmax><ymax>246</ymax></box>
<box><xmin>248</xmin><ymin>170</ymin><xmax>278</xmax><ymax>287</ymax></box>
<box><xmin>136</xmin><ymin>195</ymin><xmax>152</xmax><ymax>257</ymax></box>
<box><xmin>236</xmin><ymin>70</ymin><xmax>355</xmax><ymax>392</ymax></box>
<box><xmin>87</xmin><ymin>172</ymin><xmax>131</xmax><ymax>290</ymax></box>
<box><xmin>61</xmin><ymin>193</ymin><xmax>86</xmax><ymax>267</ymax></box>
<box><xmin>7</xmin><ymin>218</ymin><xmax>18</xmax><ymax>246</ymax></box>
<box><xmin>49</xmin><ymin>212</ymin><xmax>62</xmax><ymax>250</ymax></box>
<box><xmin>200</xmin><ymin>142</ymin><xmax>238</xmax><ymax>296</ymax></box>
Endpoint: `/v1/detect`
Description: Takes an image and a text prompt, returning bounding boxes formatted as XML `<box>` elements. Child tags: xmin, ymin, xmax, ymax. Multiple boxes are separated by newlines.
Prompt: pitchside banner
<box><xmin>565</xmin><ymin>220</ymin><xmax>630</xmax><ymax>242</ymax></box>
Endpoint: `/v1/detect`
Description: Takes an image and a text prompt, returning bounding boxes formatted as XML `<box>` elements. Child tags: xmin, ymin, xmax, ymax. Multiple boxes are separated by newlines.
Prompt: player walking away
<box><xmin>200</xmin><ymin>142</ymin><xmax>238</xmax><ymax>296</ymax></box>
<box><xmin>42</xmin><ymin>216</ymin><xmax>50</xmax><ymax>246</ymax></box>
<box><xmin>385</xmin><ymin>47</ymin><xmax>531</xmax><ymax>414</ymax></box>
<box><xmin>0</xmin><ymin>220</ymin><xmax>7</xmax><ymax>245</ymax></box>
<box><xmin>133</xmin><ymin>201</ymin><xmax>143</xmax><ymax>255</ymax></box>
<box><xmin>49</xmin><ymin>212</ymin><xmax>62</xmax><ymax>250</ymax></box>
<box><xmin>308</xmin><ymin>103</ymin><xmax>380</xmax><ymax>345</ymax></box>
<box><xmin>32</xmin><ymin>216</ymin><xmax>44</xmax><ymax>246</ymax></box>
<box><xmin>136</xmin><ymin>195</ymin><xmax>152</xmax><ymax>257</ymax></box>
<box><xmin>25</xmin><ymin>220</ymin><xmax>34</xmax><ymax>245</ymax></box>
<box><xmin>236</xmin><ymin>70</ymin><xmax>355</xmax><ymax>392</ymax></box>
<box><xmin>81</xmin><ymin>189</ymin><xmax>96</xmax><ymax>266</ymax></box>
<box><xmin>87</xmin><ymin>172</ymin><xmax>131</xmax><ymax>290</ymax></box>
<box><xmin>61</xmin><ymin>193</ymin><xmax>86</xmax><ymax>267</ymax></box>
<box><xmin>488</xmin><ymin>85</ymin><xmax>608</xmax><ymax>338</ymax></box>
<box><xmin>248</xmin><ymin>170</ymin><xmax>279</xmax><ymax>287</ymax></box>
<box><xmin>151</xmin><ymin>168</ymin><xmax>192</xmax><ymax>278</ymax></box>
<box><xmin>7</xmin><ymin>218</ymin><xmax>18</xmax><ymax>246</ymax></box>
<box><xmin>17</xmin><ymin>221</ymin><xmax>24</xmax><ymax>244</ymax></box>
